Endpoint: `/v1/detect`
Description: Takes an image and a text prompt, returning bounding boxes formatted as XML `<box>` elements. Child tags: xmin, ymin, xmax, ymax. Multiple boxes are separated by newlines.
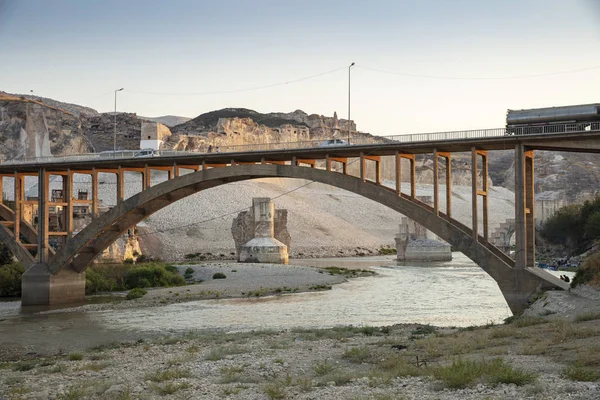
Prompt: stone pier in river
<box><xmin>395</xmin><ymin>215</ymin><xmax>452</xmax><ymax>262</ymax></box>
<box><xmin>232</xmin><ymin>198</ymin><xmax>289</xmax><ymax>264</ymax></box>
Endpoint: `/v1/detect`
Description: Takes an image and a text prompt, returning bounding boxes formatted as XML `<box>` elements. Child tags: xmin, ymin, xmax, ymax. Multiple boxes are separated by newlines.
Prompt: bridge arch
<box><xmin>50</xmin><ymin>164</ymin><xmax>549</xmax><ymax>312</ymax></box>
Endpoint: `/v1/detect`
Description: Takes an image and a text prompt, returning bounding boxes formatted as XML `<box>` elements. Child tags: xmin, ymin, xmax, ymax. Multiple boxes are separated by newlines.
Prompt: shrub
<box><xmin>378</xmin><ymin>246</ymin><xmax>397</xmax><ymax>255</ymax></box>
<box><xmin>212</xmin><ymin>272</ymin><xmax>227</xmax><ymax>280</ymax></box>
<box><xmin>68</xmin><ymin>353</ymin><xmax>84</xmax><ymax>361</ymax></box>
<box><xmin>184</xmin><ymin>267</ymin><xmax>194</xmax><ymax>279</ymax></box>
<box><xmin>165</xmin><ymin>264</ymin><xmax>179</xmax><ymax>274</ymax></box>
<box><xmin>12</xmin><ymin>361</ymin><xmax>35</xmax><ymax>371</ymax></box>
<box><xmin>0</xmin><ymin>242</ymin><xmax>13</xmax><ymax>265</ymax></box>
<box><xmin>136</xmin><ymin>254</ymin><xmax>148</xmax><ymax>263</ymax></box>
<box><xmin>572</xmin><ymin>253</ymin><xmax>600</xmax><ymax>288</ymax></box>
<box><xmin>85</xmin><ymin>267</ymin><xmax>116</xmax><ymax>294</ymax></box>
<box><xmin>432</xmin><ymin>358</ymin><xmax>535</xmax><ymax>389</ymax></box>
<box><xmin>126</xmin><ymin>288</ymin><xmax>147</xmax><ymax>300</ymax></box>
<box><xmin>564</xmin><ymin>364</ymin><xmax>600</xmax><ymax>381</ymax></box>
<box><xmin>342</xmin><ymin>346</ymin><xmax>372</xmax><ymax>363</ymax></box>
<box><xmin>540</xmin><ymin>204</ymin><xmax>582</xmax><ymax>247</ymax></box>
<box><xmin>124</xmin><ymin>264</ymin><xmax>185</xmax><ymax>289</ymax></box>
<box><xmin>124</xmin><ymin>258</ymin><xmax>134</xmax><ymax>264</ymax></box>
<box><xmin>0</xmin><ymin>262</ymin><xmax>24</xmax><ymax>297</ymax></box>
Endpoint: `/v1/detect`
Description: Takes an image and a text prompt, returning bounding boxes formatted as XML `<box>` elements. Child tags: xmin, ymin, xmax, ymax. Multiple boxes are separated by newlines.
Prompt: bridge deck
<box><xmin>1</xmin><ymin>129</ymin><xmax>600</xmax><ymax>172</ymax></box>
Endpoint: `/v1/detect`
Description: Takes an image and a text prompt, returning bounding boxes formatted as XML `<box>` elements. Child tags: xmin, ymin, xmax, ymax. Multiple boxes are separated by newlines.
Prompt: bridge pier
<box><xmin>21</xmin><ymin>263</ymin><xmax>86</xmax><ymax>307</ymax></box>
<box><xmin>498</xmin><ymin>268</ymin><xmax>557</xmax><ymax>314</ymax></box>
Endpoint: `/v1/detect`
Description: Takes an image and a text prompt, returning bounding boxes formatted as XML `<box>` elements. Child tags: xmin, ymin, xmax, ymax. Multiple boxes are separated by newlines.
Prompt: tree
<box><xmin>540</xmin><ymin>204</ymin><xmax>582</xmax><ymax>248</ymax></box>
<box><xmin>0</xmin><ymin>242</ymin><xmax>12</xmax><ymax>266</ymax></box>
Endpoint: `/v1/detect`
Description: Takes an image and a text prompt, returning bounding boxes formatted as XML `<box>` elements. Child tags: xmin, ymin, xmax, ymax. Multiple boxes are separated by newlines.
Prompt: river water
<box><xmin>0</xmin><ymin>253</ymin><xmax>528</xmax><ymax>355</ymax></box>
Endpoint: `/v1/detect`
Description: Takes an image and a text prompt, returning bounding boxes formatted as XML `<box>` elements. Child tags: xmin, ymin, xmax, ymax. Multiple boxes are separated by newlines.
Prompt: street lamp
<box><xmin>347</xmin><ymin>62</ymin><xmax>355</xmax><ymax>144</ymax></box>
<box><xmin>114</xmin><ymin>88</ymin><xmax>124</xmax><ymax>153</ymax></box>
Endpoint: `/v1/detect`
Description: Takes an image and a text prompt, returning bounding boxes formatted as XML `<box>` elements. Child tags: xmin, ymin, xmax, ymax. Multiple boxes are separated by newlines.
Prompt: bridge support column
<box><xmin>514</xmin><ymin>145</ymin><xmax>535</xmax><ymax>269</ymax></box>
<box><xmin>21</xmin><ymin>263</ymin><xmax>86</xmax><ymax>306</ymax></box>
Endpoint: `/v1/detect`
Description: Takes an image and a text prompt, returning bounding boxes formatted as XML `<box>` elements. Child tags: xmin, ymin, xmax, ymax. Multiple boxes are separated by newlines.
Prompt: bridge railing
<box><xmin>2</xmin><ymin>121</ymin><xmax>599</xmax><ymax>165</ymax></box>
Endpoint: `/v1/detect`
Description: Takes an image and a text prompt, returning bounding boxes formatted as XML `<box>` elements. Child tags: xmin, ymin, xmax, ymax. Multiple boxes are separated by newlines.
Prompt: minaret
<box><xmin>333</xmin><ymin>111</ymin><xmax>340</xmax><ymax>137</ymax></box>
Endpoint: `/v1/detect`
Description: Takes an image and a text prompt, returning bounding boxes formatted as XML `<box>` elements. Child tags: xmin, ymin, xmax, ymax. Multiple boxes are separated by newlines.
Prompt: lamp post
<box><xmin>114</xmin><ymin>88</ymin><xmax>124</xmax><ymax>153</ymax></box>
<box><xmin>347</xmin><ymin>62</ymin><xmax>355</xmax><ymax>144</ymax></box>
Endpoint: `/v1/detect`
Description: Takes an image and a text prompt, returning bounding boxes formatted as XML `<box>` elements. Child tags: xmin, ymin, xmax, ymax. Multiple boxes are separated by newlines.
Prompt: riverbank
<box><xmin>1</xmin><ymin>259</ymin><xmax>600</xmax><ymax>398</ymax></box>
<box><xmin>38</xmin><ymin>262</ymin><xmax>375</xmax><ymax>314</ymax></box>
<box><xmin>1</xmin><ymin>315</ymin><xmax>599</xmax><ymax>400</ymax></box>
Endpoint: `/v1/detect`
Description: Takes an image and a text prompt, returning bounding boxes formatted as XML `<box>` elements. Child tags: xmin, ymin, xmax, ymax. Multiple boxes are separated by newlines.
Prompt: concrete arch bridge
<box><xmin>2</xmin><ymin>126</ymin><xmax>599</xmax><ymax>312</ymax></box>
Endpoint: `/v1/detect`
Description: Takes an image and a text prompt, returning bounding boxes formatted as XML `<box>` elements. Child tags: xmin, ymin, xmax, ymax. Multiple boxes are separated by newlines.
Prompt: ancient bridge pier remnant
<box><xmin>234</xmin><ymin>198</ymin><xmax>289</xmax><ymax>264</ymax></box>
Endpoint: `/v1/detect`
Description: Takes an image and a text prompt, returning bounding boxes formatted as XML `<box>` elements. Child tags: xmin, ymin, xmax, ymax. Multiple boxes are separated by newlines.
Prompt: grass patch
<box><xmin>378</xmin><ymin>246</ymin><xmax>397</xmax><ymax>255</ymax></box>
<box><xmin>144</xmin><ymin>368</ymin><xmax>192</xmax><ymax>382</ymax></box>
<box><xmin>309</xmin><ymin>284</ymin><xmax>332</xmax><ymax>291</ymax></box>
<box><xmin>56</xmin><ymin>385</ymin><xmax>86</xmax><ymax>400</ymax></box>
<box><xmin>79</xmin><ymin>362</ymin><xmax>110</xmax><ymax>372</ymax></box>
<box><xmin>375</xmin><ymin>355</ymin><xmax>427</xmax><ymax>379</ymax></box>
<box><xmin>205</xmin><ymin>345</ymin><xmax>249</xmax><ymax>361</ymax></box>
<box><xmin>321</xmin><ymin>267</ymin><xmax>376</xmax><ymax>278</ymax></box>
<box><xmin>432</xmin><ymin>358</ymin><xmax>536</xmax><ymax>389</ymax></box>
<box><xmin>563</xmin><ymin>363</ymin><xmax>600</xmax><ymax>381</ymax></box>
<box><xmin>312</xmin><ymin>360</ymin><xmax>335</xmax><ymax>376</ymax></box>
<box><xmin>411</xmin><ymin>324</ymin><xmax>436</xmax><ymax>336</ymax></box>
<box><xmin>12</xmin><ymin>361</ymin><xmax>35</xmax><ymax>371</ymax></box>
<box><xmin>342</xmin><ymin>346</ymin><xmax>372</xmax><ymax>363</ymax></box>
<box><xmin>150</xmin><ymin>382</ymin><xmax>190</xmax><ymax>395</ymax></box>
<box><xmin>262</xmin><ymin>383</ymin><xmax>286</xmax><ymax>399</ymax></box>
<box><xmin>68</xmin><ymin>353</ymin><xmax>84</xmax><ymax>361</ymax></box>
<box><xmin>504</xmin><ymin>315</ymin><xmax>548</xmax><ymax>328</ymax></box>
<box><xmin>574</xmin><ymin>311</ymin><xmax>600</xmax><ymax>322</ymax></box>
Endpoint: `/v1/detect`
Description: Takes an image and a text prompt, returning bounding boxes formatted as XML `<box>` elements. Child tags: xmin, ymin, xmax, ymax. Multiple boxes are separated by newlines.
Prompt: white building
<box><xmin>140</xmin><ymin>121</ymin><xmax>172</xmax><ymax>150</ymax></box>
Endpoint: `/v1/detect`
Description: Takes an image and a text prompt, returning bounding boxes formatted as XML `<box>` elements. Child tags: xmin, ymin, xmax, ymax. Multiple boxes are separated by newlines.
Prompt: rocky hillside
<box><xmin>170</xmin><ymin>108</ymin><xmax>355</xmax><ymax>136</ymax></box>
<box><xmin>0</xmin><ymin>93</ymin><xmax>92</xmax><ymax>160</ymax></box>
<box><xmin>5</xmin><ymin>92</ymin><xmax>99</xmax><ymax>117</ymax></box>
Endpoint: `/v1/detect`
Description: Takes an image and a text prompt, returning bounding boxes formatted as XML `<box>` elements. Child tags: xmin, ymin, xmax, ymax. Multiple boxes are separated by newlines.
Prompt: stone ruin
<box><xmin>395</xmin><ymin>196</ymin><xmax>452</xmax><ymax>262</ymax></box>
<box><xmin>231</xmin><ymin>198</ymin><xmax>290</xmax><ymax>264</ymax></box>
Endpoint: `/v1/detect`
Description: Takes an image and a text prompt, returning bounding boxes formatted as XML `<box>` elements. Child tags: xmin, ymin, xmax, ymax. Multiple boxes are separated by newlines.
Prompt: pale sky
<box><xmin>1</xmin><ymin>0</ymin><xmax>599</xmax><ymax>135</ymax></box>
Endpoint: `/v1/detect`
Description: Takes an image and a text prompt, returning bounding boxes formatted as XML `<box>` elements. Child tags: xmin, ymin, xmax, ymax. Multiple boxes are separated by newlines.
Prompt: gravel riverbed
<box><xmin>1</xmin><ymin>265</ymin><xmax>600</xmax><ymax>399</ymax></box>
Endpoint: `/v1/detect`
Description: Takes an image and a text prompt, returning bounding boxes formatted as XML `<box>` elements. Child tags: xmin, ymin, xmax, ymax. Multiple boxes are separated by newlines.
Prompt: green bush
<box><xmin>85</xmin><ymin>267</ymin><xmax>116</xmax><ymax>294</ymax></box>
<box><xmin>212</xmin><ymin>272</ymin><xmax>227</xmax><ymax>280</ymax></box>
<box><xmin>0</xmin><ymin>242</ymin><xmax>13</xmax><ymax>265</ymax></box>
<box><xmin>124</xmin><ymin>264</ymin><xmax>185</xmax><ymax>289</ymax></box>
<box><xmin>540</xmin><ymin>204</ymin><xmax>582</xmax><ymax>248</ymax></box>
<box><xmin>572</xmin><ymin>252</ymin><xmax>600</xmax><ymax>288</ymax></box>
<box><xmin>184</xmin><ymin>267</ymin><xmax>194</xmax><ymax>279</ymax></box>
<box><xmin>0</xmin><ymin>262</ymin><xmax>24</xmax><ymax>297</ymax></box>
<box><xmin>124</xmin><ymin>258</ymin><xmax>134</xmax><ymax>264</ymax></box>
<box><xmin>164</xmin><ymin>264</ymin><xmax>179</xmax><ymax>274</ymax></box>
<box><xmin>126</xmin><ymin>288</ymin><xmax>147</xmax><ymax>300</ymax></box>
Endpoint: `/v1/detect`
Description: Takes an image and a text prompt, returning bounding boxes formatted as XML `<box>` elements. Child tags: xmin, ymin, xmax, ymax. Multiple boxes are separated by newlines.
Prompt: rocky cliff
<box><xmin>0</xmin><ymin>93</ymin><xmax>92</xmax><ymax>160</ymax></box>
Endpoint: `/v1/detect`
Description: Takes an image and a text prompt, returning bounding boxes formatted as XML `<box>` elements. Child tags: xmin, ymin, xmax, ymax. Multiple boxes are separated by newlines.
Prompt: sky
<box><xmin>1</xmin><ymin>0</ymin><xmax>599</xmax><ymax>136</ymax></box>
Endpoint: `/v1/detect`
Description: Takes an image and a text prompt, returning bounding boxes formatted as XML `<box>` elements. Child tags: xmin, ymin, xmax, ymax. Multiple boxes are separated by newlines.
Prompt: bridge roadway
<box><xmin>2</xmin><ymin>126</ymin><xmax>599</xmax><ymax>312</ymax></box>
<box><xmin>2</xmin><ymin>128</ymin><xmax>600</xmax><ymax>173</ymax></box>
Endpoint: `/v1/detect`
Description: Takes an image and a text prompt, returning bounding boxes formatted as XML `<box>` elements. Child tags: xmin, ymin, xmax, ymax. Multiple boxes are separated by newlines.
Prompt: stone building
<box><xmin>140</xmin><ymin>121</ymin><xmax>172</xmax><ymax>150</ymax></box>
<box><xmin>232</xmin><ymin>198</ymin><xmax>289</xmax><ymax>264</ymax></box>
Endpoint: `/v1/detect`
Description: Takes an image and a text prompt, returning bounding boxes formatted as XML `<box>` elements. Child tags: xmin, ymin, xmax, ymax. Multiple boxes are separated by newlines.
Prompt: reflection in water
<box><xmin>0</xmin><ymin>253</ymin><xmax>514</xmax><ymax>355</ymax></box>
<box><xmin>95</xmin><ymin>253</ymin><xmax>512</xmax><ymax>334</ymax></box>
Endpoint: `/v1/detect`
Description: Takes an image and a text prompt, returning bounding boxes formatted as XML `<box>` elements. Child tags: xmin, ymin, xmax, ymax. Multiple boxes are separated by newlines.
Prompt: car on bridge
<box><xmin>319</xmin><ymin>139</ymin><xmax>349</xmax><ymax>147</ymax></box>
<box><xmin>134</xmin><ymin>148</ymin><xmax>160</xmax><ymax>158</ymax></box>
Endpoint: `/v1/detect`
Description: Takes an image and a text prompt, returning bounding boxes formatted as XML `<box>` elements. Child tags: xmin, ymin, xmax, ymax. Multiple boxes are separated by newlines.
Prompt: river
<box><xmin>0</xmin><ymin>253</ymin><xmax>567</xmax><ymax>356</ymax></box>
